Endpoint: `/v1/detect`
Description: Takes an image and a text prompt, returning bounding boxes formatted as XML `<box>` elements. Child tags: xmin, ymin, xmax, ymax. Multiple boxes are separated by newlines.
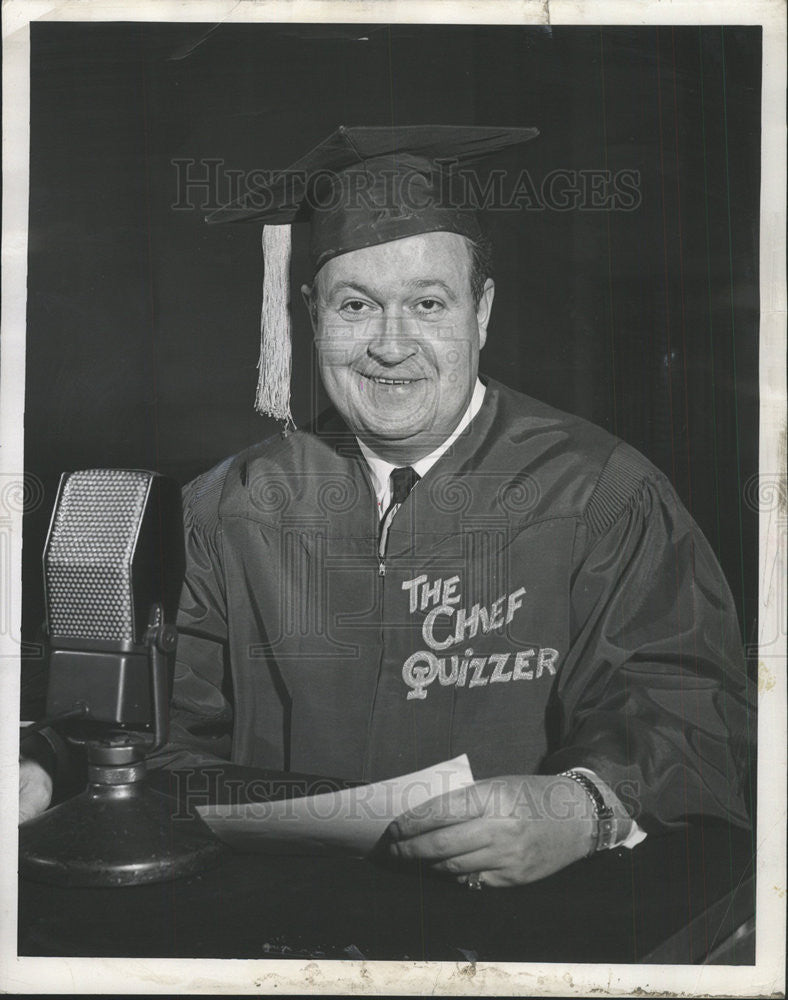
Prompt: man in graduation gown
<box><xmin>20</xmin><ymin>127</ymin><xmax>754</xmax><ymax>888</ymax></box>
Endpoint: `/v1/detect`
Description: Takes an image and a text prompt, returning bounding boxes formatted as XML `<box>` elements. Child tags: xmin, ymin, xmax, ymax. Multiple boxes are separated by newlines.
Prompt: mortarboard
<box><xmin>206</xmin><ymin>125</ymin><xmax>539</xmax><ymax>424</ymax></box>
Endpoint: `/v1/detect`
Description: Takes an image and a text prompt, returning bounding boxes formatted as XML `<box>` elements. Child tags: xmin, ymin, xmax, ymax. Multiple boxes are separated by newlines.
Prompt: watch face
<box><xmin>596</xmin><ymin>816</ymin><xmax>617</xmax><ymax>852</ymax></box>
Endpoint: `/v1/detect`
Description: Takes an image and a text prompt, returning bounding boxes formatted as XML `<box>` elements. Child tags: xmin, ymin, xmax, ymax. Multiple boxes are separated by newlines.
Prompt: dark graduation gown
<box><xmin>152</xmin><ymin>377</ymin><xmax>754</xmax><ymax>834</ymax></box>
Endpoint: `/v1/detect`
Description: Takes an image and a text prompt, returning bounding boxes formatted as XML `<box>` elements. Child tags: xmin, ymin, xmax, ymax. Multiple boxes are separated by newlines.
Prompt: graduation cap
<box><xmin>207</xmin><ymin>125</ymin><xmax>539</xmax><ymax>424</ymax></box>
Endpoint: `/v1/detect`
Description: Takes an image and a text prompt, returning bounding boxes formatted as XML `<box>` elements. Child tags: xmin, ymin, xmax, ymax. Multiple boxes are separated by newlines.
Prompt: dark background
<box><xmin>21</xmin><ymin>22</ymin><xmax>761</xmax><ymax>712</ymax></box>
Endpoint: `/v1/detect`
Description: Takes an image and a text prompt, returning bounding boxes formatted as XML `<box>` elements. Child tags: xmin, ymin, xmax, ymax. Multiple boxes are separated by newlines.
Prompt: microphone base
<box><xmin>19</xmin><ymin>756</ymin><xmax>224</xmax><ymax>887</ymax></box>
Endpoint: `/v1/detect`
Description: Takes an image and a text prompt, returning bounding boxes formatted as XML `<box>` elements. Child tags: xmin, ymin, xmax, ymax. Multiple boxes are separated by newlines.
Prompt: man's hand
<box><xmin>18</xmin><ymin>759</ymin><xmax>53</xmax><ymax>824</ymax></box>
<box><xmin>385</xmin><ymin>774</ymin><xmax>597</xmax><ymax>887</ymax></box>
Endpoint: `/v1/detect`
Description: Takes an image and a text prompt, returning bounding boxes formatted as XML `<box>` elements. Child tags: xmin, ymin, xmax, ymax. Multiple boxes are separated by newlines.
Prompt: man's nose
<box><xmin>366</xmin><ymin>313</ymin><xmax>418</xmax><ymax>365</ymax></box>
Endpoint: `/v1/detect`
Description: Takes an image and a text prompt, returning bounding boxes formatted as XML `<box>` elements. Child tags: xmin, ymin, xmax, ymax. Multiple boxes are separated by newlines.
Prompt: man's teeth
<box><xmin>369</xmin><ymin>376</ymin><xmax>413</xmax><ymax>385</ymax></box>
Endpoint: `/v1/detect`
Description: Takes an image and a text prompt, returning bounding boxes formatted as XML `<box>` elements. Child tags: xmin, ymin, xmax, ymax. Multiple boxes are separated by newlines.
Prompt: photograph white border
<box><xmin>2</xmin><ymin>1</ymin><xmax>785</xmax><ymax>995</ymax></box>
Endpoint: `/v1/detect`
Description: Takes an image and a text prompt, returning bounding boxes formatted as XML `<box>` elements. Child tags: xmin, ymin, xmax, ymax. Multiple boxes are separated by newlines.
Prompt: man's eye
<box><xmin>413</xmin><ymin>298</ymin><xmax>445</xmax><ymax>316</ymax></box>
<box><xmin>339</xmin><ymin>299</ymin><xmax>372</xmax><ymax>317</ymax></box>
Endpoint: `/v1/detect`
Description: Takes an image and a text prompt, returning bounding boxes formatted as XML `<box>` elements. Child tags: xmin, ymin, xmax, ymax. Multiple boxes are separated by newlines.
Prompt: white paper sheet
<box><xmin>197</xmin><ymin>754</ymin><xmax>474</xmax><ymax>856</ymax></box>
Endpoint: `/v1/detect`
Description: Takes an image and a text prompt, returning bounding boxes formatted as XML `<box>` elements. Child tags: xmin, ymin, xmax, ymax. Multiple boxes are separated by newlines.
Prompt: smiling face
<box><xmin>303</xmin><ymin>231</ymin><xmax>494</xmax><ymax>464</ymax></box>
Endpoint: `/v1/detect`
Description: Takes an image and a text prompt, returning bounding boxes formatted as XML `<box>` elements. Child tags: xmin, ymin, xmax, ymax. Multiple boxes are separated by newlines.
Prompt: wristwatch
<box><xmin>560</xmin><ymin>769</ymin><xmax>616</xmax><ymax>855</ymax></box>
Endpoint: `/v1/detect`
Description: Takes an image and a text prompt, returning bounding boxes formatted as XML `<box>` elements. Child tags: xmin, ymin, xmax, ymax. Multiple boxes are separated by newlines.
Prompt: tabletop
<box><xmin>18</xmin><ymin>764</ymin><xmax>756</xmax><ymax>964</ymax></box>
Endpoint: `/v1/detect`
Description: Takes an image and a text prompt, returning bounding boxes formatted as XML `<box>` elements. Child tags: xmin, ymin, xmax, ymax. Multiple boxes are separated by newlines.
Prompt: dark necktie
<box><xmin>385</xmin><ymin>466</ymin><xmax>420</xmax><ymax>517</ymax></box>
<box><xmin>378</xmin><ymin>466</ymin><xmax>420</xmax><ymax>573</ymax></box>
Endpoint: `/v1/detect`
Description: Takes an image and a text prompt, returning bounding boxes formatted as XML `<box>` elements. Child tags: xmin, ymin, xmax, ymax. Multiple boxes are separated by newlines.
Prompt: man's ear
<box><xmin>476</xmin><ymin>278</ymin><xmax>495</xmax><ymax>350</ymax></box>
<box><xmin>301</xmin><ymin>283</ymin><xmax>317</xmax><ymax>334</ymax></box>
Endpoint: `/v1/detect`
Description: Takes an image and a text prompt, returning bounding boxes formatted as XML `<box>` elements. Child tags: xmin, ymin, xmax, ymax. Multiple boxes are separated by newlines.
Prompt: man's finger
<box><xmin>389</xmin><ymin>816</ymin><xmax>492</xmax><ymax>861</ymax></box>
<box><xmin>389</xmin><ymin>781</ymin><xmax>496</xmax><ymax>838</ymax></box>
<box><xmin>430</xmin><ymin>847</ymin><xmax>500</xmax><ymax>877</ymax></box>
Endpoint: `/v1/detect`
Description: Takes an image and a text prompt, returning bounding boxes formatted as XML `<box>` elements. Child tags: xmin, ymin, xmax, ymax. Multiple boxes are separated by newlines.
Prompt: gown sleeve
<box><xmin>541</xmin><ymin>443</ymin><xmax>755</xmax><ymax>835</ymax></box>
<box><xmin>146</xmin><ymin>463</ymin><xmax>234</xmax><ymax>770</ymax></box>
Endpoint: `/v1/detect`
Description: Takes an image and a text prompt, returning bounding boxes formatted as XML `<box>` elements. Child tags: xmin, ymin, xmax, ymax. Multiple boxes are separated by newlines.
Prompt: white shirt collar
<box><xmin>356</xmin><ymin>379</ymin><xmax>487</xmax><ymax>515</ymax></box>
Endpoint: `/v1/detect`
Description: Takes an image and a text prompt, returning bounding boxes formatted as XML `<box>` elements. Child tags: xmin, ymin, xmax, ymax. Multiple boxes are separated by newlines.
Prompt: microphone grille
<box><xmin>45</xmin><ymin>469</ymin><xmax>154</xmax><ymax>642</ymax></box>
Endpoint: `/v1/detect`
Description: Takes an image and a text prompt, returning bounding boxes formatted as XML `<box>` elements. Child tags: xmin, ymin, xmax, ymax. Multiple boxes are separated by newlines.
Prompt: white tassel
<box><xmin>256</xmin><ymin>224</ymin><xmax>294</xmax><ymax>425</ymax></box>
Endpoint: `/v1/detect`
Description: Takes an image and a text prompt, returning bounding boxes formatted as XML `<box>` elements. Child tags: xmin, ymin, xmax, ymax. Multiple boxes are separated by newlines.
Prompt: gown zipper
<box><xmin>377</xmin><ymin>500</ymin><xmax>401</xmax><ymax>576</ymax></box>
<box><xmin>362</xmin><ymin>498</ymin><xmax>402</xmax><ymax>778</ymax></box>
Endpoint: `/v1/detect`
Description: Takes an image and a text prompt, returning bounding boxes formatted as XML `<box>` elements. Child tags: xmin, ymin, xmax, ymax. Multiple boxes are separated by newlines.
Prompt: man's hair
<box><xmin>308</xmin><ymin>230</ymin><xmax>494</xmax><ymax>309</ymax></box>
<box><xmin>467</xmin><ymin>232</ymin><xmax>494</xmax><ymax>307</ymax></box>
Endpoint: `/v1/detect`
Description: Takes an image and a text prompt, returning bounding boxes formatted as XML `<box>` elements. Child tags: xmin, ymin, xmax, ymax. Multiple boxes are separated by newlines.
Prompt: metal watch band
<box><xmin>560</xmin><ymin>769</ymin><xmax>616</xmax><ymax>855</ymax></box>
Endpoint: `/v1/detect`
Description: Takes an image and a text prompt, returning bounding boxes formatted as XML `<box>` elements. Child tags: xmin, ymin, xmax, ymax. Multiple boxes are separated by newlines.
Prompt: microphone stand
<box><xmin>19</xmin><ymin>605</ymin><xmax>223</xmax><ymax>887</ymax></box>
